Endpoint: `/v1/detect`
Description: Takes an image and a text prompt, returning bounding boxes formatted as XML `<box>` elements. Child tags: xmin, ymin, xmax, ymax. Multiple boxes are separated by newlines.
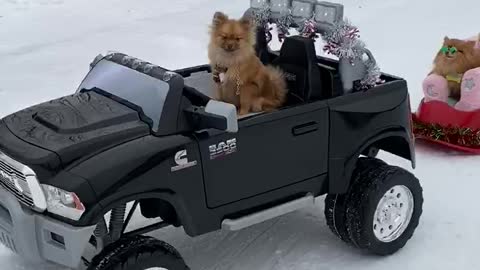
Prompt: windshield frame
<box><xmin>76</xmin><ymin>53</ymin><xmax>185</xmax><ymax>136</ymax></box>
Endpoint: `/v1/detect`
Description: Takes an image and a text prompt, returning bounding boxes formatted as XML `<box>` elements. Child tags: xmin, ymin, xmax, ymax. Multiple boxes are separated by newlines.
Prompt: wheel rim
<box><xmin>373</xmin><ymin>185</ymin><xmax>414</xmax><ymax>243</ymax></box>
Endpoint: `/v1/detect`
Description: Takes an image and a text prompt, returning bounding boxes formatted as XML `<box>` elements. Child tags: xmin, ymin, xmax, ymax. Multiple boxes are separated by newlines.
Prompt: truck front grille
<box><xmin>0</xmin><ymin>157</ymin><xmax>34</xmax><ymax>208</ymax></box>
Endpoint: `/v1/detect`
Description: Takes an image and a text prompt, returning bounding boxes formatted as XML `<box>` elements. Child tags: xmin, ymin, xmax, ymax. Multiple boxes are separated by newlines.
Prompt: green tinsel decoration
<box><xmin>412</xmin><ymin>116</ymin><xmax>480</xmax><ymax>147</ymax></box>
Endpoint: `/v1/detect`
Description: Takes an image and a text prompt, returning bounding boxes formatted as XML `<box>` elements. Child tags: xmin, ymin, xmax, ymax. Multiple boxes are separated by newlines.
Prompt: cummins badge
<box><xmin>171</xmin><ymin>150</ymin><xmax>197</xmax><ymax>172</ymax></box>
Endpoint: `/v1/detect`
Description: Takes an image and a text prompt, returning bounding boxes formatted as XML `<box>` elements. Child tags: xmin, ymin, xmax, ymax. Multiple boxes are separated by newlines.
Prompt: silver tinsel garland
<box><xmin>250</xmin><ymin>8</ymin><xmax>383</xmax><ymax>90</ymax></box>
<box><xmin>323</xmin><ymin>19</ymin><xmax>384</xmax><ymax>90</ymax></box>
<box><xmin>322</xmin><ymin>19</ymin><xmax>364</xmax><ymax>60</ymax></box>
<box><xmin>358</xmin><ymin>58</ymin><xmax>384</xmax><ymax>90</ymax></box>
<box><xmin>276</xmin><ymin>9</ymin><xmax>294</xmax><ymax>42</ymax></box>
<box><xmin>297</xmin><ymin>15</ymin><xmax>319</xmax><ymax>40</ymax></box>
<box><xmin>252</xmin><ymin>3</ymin><xmax>273</xmax><ymax>42</ymax></box>
<box><xmin>252</xmin><ymin>3</ymin><xmax>270</xmax><ymax>26</ymax></box>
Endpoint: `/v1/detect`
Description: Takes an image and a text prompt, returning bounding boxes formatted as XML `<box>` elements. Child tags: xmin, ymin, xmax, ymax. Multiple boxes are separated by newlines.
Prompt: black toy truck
<box><xmin>0</xmin><ymin>3</ymin><xmax>423</xmax><ymax>270</ymax></box>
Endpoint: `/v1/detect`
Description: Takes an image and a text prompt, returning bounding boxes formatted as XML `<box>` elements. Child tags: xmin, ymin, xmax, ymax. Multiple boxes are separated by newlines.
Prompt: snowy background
<box><xmin>1</xmin><ymin>0</ymin><xmax>479</xmax><ymax>269</ymax></box>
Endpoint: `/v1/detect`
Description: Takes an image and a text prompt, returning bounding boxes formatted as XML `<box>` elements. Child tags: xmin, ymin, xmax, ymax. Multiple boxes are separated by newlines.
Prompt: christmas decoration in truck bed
<box><xmin>322</xmin><ymin>19</ymin><xmax>384</xmax><ymax>92</ymax></box>
<box><xmin>249</xmin><ymin>0</ymin><xmax>384</xmax><ymax>94</ymax></box>
<box><xmin>252</xmin><ymin>2</ymin><xmax>273</xmax><ymax>43</ymax></box>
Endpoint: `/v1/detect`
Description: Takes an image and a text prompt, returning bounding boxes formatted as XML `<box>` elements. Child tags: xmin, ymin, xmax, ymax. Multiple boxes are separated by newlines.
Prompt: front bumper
<box><xmin>0</xmin><ymin>185</ymin><xmax>95</xmax><ymax>268</ymax></box>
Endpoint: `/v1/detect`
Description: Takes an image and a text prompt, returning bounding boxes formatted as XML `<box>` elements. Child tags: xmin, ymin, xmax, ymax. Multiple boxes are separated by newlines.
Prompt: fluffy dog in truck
<box><xmin>208</xmin><ymin>11</ymin><xmax>287</xmax><ymax>116</ymax></box>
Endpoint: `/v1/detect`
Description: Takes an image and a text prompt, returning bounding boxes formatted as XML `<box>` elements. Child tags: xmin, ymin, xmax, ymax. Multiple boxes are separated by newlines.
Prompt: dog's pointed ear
<box><xmin>212</xmin><ymin>12</ymin><xmax>228</xmax><ymax>28</ymax></box>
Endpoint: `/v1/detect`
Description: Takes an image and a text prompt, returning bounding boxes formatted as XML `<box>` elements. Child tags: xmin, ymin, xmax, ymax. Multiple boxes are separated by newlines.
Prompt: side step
<box><xmin>221</xmin><ymin>194</ymin><xmax>315</xmax><ymax>231</ymax></box>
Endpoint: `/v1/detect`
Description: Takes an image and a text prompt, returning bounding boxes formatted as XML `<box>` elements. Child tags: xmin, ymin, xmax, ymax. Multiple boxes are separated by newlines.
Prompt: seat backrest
<box><xmin>272</xmin><ymin>36</ymin><xmax>323</xmax><ymax>102</ymax></box>
<box><xmin>254</xmin><ymin>26</ymin><xmax>272</xmax><ymax>65</ymax></box>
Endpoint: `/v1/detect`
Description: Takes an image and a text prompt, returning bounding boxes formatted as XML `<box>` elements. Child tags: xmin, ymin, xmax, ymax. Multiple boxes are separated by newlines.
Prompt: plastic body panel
<box><xmin>327</xmin><ymin>79</ymin><xmax>414</xmax><ymax>193</ymax></box>
<box><xmin>0</xmin><ymin>120</ymin><xmax>61</xmax><ymax>181</ymax></box>
<box><xmin>2</xmin><ymin>91</ymin><xmax>150</xmax><ymax>168</ymax></box>
<box><xmin>69</xmin><ymin>128</ymin><xmax>325</xmax><ymax>236</ymax></box>
<box><xmin>197</xmin><ymin>103</ymin><xmax>329</xmax><ymax>208</ymax></box>
<box><xmin>68</xmin><ymin>134</ymin><xmax>210</xmax><ymax>231</ymax></box>
<box><xmin>0</xmin><ymin>185</ymin><xmax>95</xmax><ymax>269</ymax></box>
<box><xmin>66</xmin><ymin>101</ymin><xmax>332</xmax><ymax>235</ymax></box>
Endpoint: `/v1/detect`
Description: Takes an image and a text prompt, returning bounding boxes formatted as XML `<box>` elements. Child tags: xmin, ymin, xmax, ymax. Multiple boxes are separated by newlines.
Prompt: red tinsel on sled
<box><xmin>412</xmin><ymin>99</ymin><xmax>480</xmax><ymax>153</ymax></box>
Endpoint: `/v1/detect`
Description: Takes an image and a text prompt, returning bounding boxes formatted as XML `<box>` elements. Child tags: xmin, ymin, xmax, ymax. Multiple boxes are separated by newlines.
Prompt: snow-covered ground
<box><xmin>1</xmin><ymin>0</ymin><xmax>480</xmax><ymax>269</ymax></box>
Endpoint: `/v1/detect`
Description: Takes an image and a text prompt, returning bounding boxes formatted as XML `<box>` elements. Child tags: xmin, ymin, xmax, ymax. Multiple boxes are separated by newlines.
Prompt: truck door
<box><xmin>196</xmin><ymin>105</ymin><xmax>329</xmax><ymax>208</ymax></box>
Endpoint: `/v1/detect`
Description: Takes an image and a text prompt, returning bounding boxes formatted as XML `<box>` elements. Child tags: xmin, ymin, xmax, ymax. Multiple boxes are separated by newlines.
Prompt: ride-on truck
<box><xmin>0</xmin><ymin>1</ymin><xmax>422</xmax><ymax>269</ymax></box>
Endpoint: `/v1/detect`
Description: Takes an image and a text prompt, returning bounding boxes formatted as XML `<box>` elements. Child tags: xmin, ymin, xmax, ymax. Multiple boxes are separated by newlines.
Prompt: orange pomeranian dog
<box><xmin>430</xmin><ymin>35</ymin><xmax>480</xmax><ymax>98</ymax></box>
<box><xmin>208</xmin><ymin>11</ymin><xmax>287</xmax><ymax>116</ymax></box>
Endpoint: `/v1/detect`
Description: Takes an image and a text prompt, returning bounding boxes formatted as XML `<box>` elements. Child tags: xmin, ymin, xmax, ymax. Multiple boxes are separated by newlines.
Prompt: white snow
<box><xmin>1</xmin><ymin>0</ymin><xmax>480</xmax><ymax>269</ymax></box>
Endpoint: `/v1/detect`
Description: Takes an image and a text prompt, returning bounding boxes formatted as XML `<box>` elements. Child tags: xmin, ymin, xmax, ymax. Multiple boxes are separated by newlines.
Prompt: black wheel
<box><xmin>324</xmin><ymin>157</ymin><xmax>387</xmax><ymax>245</ymax></box>
<box><xmin>87</xmin><ymin>235</ymin><xmax>190</xmax><ymax>270</ymax></box>
<box><xmin>344</xmin><ymin>157</ymin><xmax>423</xmax><ymax>255</ymax></box>
<box><xmin>324</xmin><ymin>194</ymin><xmax>351</xmax><ymax>244</ymax></box>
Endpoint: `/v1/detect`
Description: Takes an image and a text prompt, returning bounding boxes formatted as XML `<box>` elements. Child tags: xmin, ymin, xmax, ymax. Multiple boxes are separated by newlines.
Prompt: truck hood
<box><xmin>2</xmin><ymin>91</ymin><xmax>150</xmax><ymax>168</ymax></box>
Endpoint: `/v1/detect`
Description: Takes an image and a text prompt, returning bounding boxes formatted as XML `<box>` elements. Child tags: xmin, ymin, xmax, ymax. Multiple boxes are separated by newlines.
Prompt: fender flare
<box><xmin>328</xmin><ymin>128</ymin><xmax>415</xmax><ymax>194</ymax></box>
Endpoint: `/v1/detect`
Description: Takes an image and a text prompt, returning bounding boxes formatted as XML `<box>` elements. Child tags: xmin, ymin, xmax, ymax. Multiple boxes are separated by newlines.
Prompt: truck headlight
<box><xmin>41</xmin><ymin>184</ymin><xmax>85</xmax><ymax>221</ymax></box>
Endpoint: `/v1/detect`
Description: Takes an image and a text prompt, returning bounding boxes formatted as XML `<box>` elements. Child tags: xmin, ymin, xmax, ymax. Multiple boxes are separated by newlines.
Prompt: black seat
<box><xmin>272</xmin><ymin>36</ymin><xmax>324</xmax><ymax>104</ymax></box>
<box><xmin>254</xmin><ymin>26</ymin><xmax>272</xmax><ymax>65</ymax></box>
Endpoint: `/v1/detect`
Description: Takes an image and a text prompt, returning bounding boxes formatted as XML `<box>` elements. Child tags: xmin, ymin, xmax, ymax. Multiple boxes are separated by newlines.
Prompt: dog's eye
<box><xmin>236</xmin><ymin>38</ymin><xmax>241</xmax><ymax>41</ymax></box>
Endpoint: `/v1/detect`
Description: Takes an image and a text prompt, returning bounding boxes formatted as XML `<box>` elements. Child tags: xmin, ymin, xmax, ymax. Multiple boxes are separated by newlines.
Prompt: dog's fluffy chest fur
<box><xmin>215</xmin><ymin>66</ymin><xmax>242</xmax><ymax>106</ymax></box>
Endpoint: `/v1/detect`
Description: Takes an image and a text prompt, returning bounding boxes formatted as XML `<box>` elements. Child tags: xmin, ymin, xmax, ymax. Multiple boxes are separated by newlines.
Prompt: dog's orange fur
<box><xmin>208</xmin><ymin>12</ymin><xmax>287</xmax><ymax>116</ymax></box>
<box><xmin>431</xmin><ymin>36</ymin><xmax>480</xmax><ymax>98</ymax></box>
